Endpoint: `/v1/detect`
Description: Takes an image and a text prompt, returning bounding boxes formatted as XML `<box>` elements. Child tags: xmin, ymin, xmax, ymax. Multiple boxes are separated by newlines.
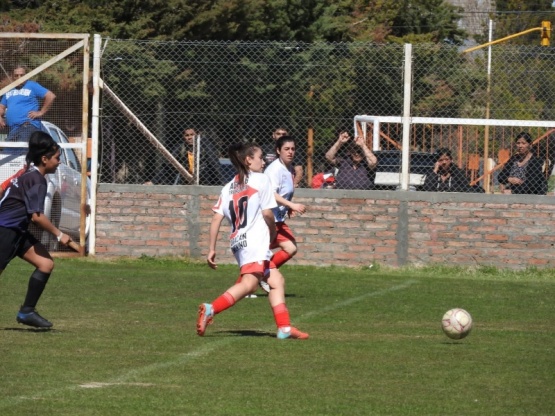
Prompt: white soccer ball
<box><xmin>441</xmin><ymin>308</ymin><xmax>473</xmax><ymax>340</ymax></box>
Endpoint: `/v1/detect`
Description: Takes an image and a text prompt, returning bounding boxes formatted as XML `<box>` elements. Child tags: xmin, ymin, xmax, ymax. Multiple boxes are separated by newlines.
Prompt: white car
<box><xmin>0</xmin><ymin>121</ymin><xmax>90</xmax><ymax>250</ymax></box>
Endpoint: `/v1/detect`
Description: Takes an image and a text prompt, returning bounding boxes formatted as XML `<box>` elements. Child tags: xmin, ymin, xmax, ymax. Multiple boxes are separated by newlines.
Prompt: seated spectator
<box><xmin>145</xmin><ymin>128</ymin><xmax>222</xmax><ymax>186</ymax></box>
<box><xmin>325</xmin><ymin>131</ymin><xmax>377</xmax><ymax>190</ymax></box>
<box><xmin>498</xmin><ymin>132</ymin><xmax>547</xmax><ymax>195</ymax></box>
<box><xmin>422</xmin><ymin>148</ymin><xmax>481</xmax><ymax>193</ymax></box>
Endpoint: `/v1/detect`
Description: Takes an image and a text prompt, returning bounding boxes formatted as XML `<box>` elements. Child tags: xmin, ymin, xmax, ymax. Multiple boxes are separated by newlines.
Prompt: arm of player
<box><xmin>262</xmin><ymin>209</ymin><xmax>277</xmax><ymax>243</ymax></box>
<box><xmin>31</xmin><ymin>212</ymin><xmax>72</xmax><ymax>246</ymax></box>
<box><xmin>207</xmin><ymin>212</ymin><xmax>224</xmax><ymax>269</ymax></box>
<box><xmin>274</xmin><ymin>192</ymin><xmax>306</xmax><ymax>216</ymax></box>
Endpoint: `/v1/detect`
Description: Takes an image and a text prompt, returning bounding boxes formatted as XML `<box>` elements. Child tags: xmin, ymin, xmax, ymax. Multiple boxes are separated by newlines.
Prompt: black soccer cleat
<box><xmin>16</xmin><ymin>310</ymin><xmax>53</xmax><ymax>328</ymax></box>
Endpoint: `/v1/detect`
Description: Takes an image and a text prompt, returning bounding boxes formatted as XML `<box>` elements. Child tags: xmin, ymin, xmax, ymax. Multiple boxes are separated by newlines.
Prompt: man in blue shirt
<box><xmin>0</xmin><ymin>65</ymin><xmax>56</xmax><ymax>141</ymax></box>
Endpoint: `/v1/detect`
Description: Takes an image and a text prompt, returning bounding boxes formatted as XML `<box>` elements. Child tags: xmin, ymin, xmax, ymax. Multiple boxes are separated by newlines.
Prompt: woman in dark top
<box><xmin>423</xmin><ymin>148</ymin><xmax>476</xmax><ymax>192</ymax></box>
<box><xmin>498</xmin><ymin>132</ymin><xmax>547</xmax><ymax>195</ymax></box>
<box><xmin>0</xmin><ymin>131</ymin><xmax>73</xmax><ymax>328</ymax></box>
<box><xmin>325</xmin><ymin>131</ymin><xmax>377</xmax><ymax>190</ymax></box>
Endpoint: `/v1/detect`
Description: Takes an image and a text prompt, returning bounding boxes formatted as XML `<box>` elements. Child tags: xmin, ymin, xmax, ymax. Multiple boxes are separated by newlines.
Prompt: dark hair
<box><xmin>228</xmin><ymin>142</ymin><xmax>261</xmax><ymax>184</ymax></box>
<box><xmin>435</xmin><ymin>148</ymin><xmax>452</xmax><ymax>161</ymax></box>
<box><xmin>26</xmin><ymin>131</ymin><xmax>60</xmax><ymax>166</ymax></box>
<box><xmin>275</xmin><ymin>135</ymin><xmax>295</xmax><ymax>152</ymax></box>
<box><xmin>346</xmin><ymin>143</ymin><xmax>363</xmax><ymax>156</ymax></box>
<box><xmin>13</xmin><ymin>64</ymin><xmax>28</xmax><ymax>72</ymax></box>
<box><xmin>515</xmin><ymin>131</ymin><xmax>532</xmax><ymax>144</ymax></box>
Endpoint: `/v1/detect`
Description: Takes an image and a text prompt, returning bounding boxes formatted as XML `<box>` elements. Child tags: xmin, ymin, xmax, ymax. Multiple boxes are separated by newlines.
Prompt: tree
<box><xmin>476</xmin><ymin>0</ymin><xmax>554</xmax><ymax>46</ymax></box>
<box><xmin>2</xmin><ymin>0</ymin><xmax>467</xmax><ymax>44</ymax></box>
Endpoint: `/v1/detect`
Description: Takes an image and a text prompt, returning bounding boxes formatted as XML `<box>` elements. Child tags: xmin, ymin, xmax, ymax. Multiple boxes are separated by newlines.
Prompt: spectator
<box><xmin>498</xmin><ymin>132</ymin><xmax>547</xmax><ymax>195</ymax></box>
<box><xmin>422</xmin><ymin>148</ymin><xmax>480</xmax><ymax>193</ymax></box>
<box><xmin>325</xmin><ymin>131</ymin><xmax>377</xmax><ymax>190</ymax></box>
<box><xmin>0</xmin><ymin>65</ymin><xmax>56</xmax><ymax>142</ymax></box>
<box><xmin>262</xmin><ymin>127</ymin><xmax>304</xmax><ymax>187</ymax></box>
<box><xmin>145</xmin><ymin>128</ymin><xmax>222</xmax><ymax>186</ymax></box>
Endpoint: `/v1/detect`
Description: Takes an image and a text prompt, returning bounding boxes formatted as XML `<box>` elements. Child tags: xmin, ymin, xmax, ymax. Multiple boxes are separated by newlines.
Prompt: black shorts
<box><xmin>0</xmin><ymin>226</ymin><xmax>38</xmax><ymax>270</ymax></box>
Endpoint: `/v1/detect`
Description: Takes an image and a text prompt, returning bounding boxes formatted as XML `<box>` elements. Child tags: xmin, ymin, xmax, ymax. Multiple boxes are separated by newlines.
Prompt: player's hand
<box><xmin>0</xmin><ymin>118</ymin><xmax>5</xmax><ymax>128</ymax></box>
<box><xmin>206</xmin><ymin>251</ymin><xmax>218</xmax><ymax>269</ymax></box>
<box><xmin>290</xmin><ymin>203</ymin><xmax>306</xmax><ymax>216</ymax></box>
<box><xmin>59</xmin><ymin>233</ymin><xmax>72</xmax><ymax>246</ymax></box>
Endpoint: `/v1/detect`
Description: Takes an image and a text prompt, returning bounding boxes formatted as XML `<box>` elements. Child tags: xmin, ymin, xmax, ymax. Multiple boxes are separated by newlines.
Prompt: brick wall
<box><xmin>95</xmin><ymin>184</ymin><xmax>555</xmax><ymax>269</ymax></box>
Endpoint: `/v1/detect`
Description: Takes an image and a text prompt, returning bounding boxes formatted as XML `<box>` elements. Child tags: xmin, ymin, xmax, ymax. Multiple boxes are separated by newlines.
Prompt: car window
<box><xmin>64</xmin><ymin>146</ymin><xmax>81</xmax><ymax>172</ymax></box>
<box><xmin>48</xmin><ymin>125</ymin><xmax>81</xmax><ymax>172</ymax></box>
<box><xmin>46</xmin><ymin>127</ymin><xmax>68</xmax><ymax>165</ymax></box>
<box><xmin>376</xmin><ymin>151</ymin><xmax>435</xmax><ymax>173</ymax></box>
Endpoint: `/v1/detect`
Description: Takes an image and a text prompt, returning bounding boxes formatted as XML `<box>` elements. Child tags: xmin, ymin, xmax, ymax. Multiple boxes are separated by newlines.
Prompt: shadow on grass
<box><xmin>220</xmin><ymin>329</ymin><xmax>275</xmax><ymax>338</ymax></box>
<box><xmin>2</xmin><ymin>327</ymin><xmax>55</xmax><ymax>333</ymax></box>
<box><xmin>440</xmin><ymin>341</ymin><xmax>471</xmax><ymax>345</ymax></box>
<box><xmin>244</xmin><ymin>293</ymin><xmax>298</xmax><ymax>299</ymax></box>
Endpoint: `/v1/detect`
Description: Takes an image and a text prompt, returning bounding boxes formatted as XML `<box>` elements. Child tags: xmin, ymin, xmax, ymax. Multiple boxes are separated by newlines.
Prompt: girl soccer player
<box><xmin>197</xmin><ymin>142</ymin><xmax>308</xmax><ymax>340</ymax></box>
<box><xmin>0</xmin><ymin>131</ymin><xmax>72</xmax><ymax>328</ymax></box>
<box><xmin>264</xmin><ymin>136</ymin><xmax>306</xmax><ymax>271</ymax></box>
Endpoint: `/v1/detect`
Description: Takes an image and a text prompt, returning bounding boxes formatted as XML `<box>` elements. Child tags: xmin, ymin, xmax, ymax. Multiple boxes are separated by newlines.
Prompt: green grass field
<box><xmin>1</xmin><ymin>257</ymin><xmax>554</xmax><ymax>415</ymax></box>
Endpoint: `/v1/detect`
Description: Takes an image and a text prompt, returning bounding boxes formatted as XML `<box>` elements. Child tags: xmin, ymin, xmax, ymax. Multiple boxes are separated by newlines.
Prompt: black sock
<box><xmin>21</xmin><ymin>270</ymin><xmax>51</xmax><ymax>311</ymax></box>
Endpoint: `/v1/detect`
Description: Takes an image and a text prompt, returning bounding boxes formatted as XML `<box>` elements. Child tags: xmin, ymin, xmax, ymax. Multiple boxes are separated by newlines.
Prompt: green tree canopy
<box><xmin>1</xmin><ymin>0</ymin><xmax>466</xmax><ymax>43</ymax></box>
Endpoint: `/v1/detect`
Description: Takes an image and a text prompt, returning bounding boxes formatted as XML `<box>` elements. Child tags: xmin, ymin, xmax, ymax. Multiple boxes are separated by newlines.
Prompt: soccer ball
<box><xmin>441</xmin><ymin>308</ymin><xmax>473</xmax><ymax>339</ymax></box>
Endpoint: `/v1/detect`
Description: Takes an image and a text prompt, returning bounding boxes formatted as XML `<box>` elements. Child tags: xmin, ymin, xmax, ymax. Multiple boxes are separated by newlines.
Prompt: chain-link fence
<box><xmin>98</xmin><ymin>40</ymin><xmax>555</xmax><ymax>195</ymax></box>
<box><xmin>0</xmin><ymin>34</ymin><xmax>89</xmax><ymax>253</ymax></box>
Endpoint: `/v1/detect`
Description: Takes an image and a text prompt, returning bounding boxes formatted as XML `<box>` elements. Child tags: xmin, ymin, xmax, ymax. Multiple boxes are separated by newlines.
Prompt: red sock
<box><xmin>212</xmin><ymin>292</ymin><xmax>236</xmax><ymax>314</ymax></box>
<box><xmin>272</xmin><ymin>303</ymin><xmax>290</xmax><ymax>328</ymax></box>
<box><xmin>271</xmin><ymin>250</ymin><xmax>293</xmax><ymax>268</ymax></box>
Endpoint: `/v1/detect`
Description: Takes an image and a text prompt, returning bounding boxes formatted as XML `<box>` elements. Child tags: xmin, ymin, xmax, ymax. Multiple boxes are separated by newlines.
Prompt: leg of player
<box><xmin>271</xmin><ymin>239</ymin><xmax>297</xmax><ymax>268</ymax></box>
<box><xmin>234</xmin><ymin>275</ymin><xmax>258</xmax><ymax>298</ymax></box>
<box><xmin>17</xmin><ymin>243</ymin><xmax>55</xmax><ymax>328</ymax></box>
<box><xmin>260</xmin><ymin>239</ymin><xmax>298</xmax><ymax>294</ymax></box>
<box><xmin>266</xmin><ymin>268</ymin><xmax>308</xmax><ymax>340</ymax></box>
<box><xmin>196</xmin><ymin>274</ymin><xmax>259</xmax><ymax>336</ymax></box>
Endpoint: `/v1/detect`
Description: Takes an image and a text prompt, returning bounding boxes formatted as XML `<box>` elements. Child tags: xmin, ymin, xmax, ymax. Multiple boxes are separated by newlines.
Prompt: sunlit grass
<box><xmin>0</xmin><ymin>257</ymin><xmax>554</xmax><ymax>415</ymax></box>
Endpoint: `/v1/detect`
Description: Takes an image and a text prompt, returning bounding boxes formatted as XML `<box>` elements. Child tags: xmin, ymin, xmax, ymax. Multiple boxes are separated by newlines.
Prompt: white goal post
<box><xmin>354</xmin><ymin>115</ymin><xmax>555</xmax><ymax>192</ymax></box>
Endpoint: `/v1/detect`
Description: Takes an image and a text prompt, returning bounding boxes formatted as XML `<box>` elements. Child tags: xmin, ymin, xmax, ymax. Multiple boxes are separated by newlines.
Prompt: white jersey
<box><xmin>264</xmin><ymin>159</ymin><xmax>295</xmax><ymax>223</ymax></box>
<box><xmin>212</xmin><ymin>172</ymin><xmax>277</xmax><ymax>267</ymax></box>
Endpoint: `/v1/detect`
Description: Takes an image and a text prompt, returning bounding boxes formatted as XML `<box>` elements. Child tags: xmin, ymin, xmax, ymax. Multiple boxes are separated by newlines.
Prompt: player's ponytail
<box><xmin>228</xmin><ymin>142</ymin><xmax>261</xmax><ymax>185</ymax></box>
<box><xmin>26</xmin><ymin>131</ymin><xmax>60</xmax><ymax>167</ymax></box>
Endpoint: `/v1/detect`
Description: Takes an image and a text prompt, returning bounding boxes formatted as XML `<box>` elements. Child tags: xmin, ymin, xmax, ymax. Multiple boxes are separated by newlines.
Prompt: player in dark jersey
<box><xmin>0</xmin><ymin>131</ymin><xmax>73</xmax><ymax>328</ymax></box>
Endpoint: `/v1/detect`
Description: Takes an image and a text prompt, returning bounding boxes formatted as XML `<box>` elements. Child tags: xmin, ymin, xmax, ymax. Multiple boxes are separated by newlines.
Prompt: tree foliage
<box><xmin>2</xmin><ymin>0</ymin><xmax>466</xmax><ymax>43</ymax></box>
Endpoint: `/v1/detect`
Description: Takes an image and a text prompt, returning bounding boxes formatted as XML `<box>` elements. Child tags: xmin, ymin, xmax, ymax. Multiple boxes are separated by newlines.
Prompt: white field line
<box><xmin>0</xmin><ymin>279</ymin><xmax>417</xmax><ymax>408</ymax></box>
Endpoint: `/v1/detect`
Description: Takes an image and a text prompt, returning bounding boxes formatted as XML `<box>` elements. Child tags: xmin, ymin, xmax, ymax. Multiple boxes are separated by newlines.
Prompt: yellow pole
<box><xmin>463</xmin><ymin>26</ymin><xmax>545</xmax><ymax>53</ymax></box>
<box><xmin>541</xmin><ymin>21</ymin><xmax>551</xmax><ymax>46</ymax></box>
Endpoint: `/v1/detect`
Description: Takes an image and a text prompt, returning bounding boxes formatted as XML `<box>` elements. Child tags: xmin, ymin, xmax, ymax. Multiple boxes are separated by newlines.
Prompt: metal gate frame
<box><xmin>0</xmin><ymin>33</ymin><xmax>90</xmax><ymax>255</ymax></box>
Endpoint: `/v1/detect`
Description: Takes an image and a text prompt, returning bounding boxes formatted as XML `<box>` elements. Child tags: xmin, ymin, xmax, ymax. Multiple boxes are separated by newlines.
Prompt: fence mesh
<box><xmin>98</xmin><ymin>40</ymin><xmax>555</xmax><ymax>195</ymax></box>
<box><xmin>0</xmin><ymin>35</ymin><xmax>88</xmax><ymax>252</ymax></box>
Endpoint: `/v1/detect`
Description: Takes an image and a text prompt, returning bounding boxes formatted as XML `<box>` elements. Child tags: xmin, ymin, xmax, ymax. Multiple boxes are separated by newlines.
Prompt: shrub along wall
<box><xmin>95</xmin><ymin>184</ymin><xmax>555</xmax><ymax>269</ymax></box>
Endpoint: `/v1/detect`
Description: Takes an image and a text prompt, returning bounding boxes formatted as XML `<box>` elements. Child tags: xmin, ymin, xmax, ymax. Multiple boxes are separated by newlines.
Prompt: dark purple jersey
<box><xmin>0</xmin><ymin>167</ymin><xmax>47</xmax><ymax>231</ymax></box>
